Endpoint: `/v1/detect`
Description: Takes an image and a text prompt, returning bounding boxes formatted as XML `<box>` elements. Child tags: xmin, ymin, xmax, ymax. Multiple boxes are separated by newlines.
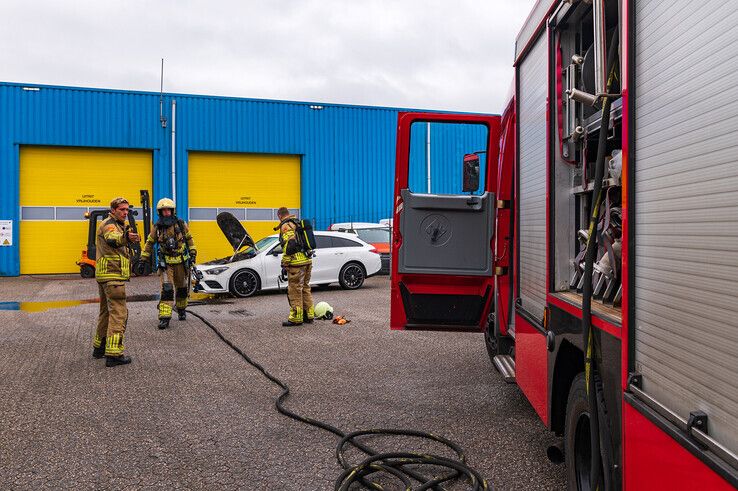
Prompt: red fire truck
<box><xmin>390</xmin><ymin>0</ymin><xmax>738</xmax><ymax>489</ymax></box>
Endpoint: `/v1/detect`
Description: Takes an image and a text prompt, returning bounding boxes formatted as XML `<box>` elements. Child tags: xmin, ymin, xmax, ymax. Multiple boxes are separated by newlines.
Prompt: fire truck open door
<box><xmin>391</xmin><ymin>113</ymin><xmax>501</xmax><ymax>331</ymax></box>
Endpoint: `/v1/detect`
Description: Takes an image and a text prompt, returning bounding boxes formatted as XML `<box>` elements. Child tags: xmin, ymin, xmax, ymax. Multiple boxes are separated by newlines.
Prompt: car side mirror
<box><xmin>462</xmin><ymin>153</ymin><xmax>480</xmax><ymax>193</ymax></box>
<box><xmin>270</xmin><ymin>249</ymin><xmax>281</xmax><ymax>256</ymax></box>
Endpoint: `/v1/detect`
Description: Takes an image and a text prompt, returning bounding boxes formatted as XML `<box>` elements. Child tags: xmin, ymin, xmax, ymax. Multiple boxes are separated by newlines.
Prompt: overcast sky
<box><xmin>2</xmin><ymin>0</ymin><xmax>536</xmax><ymax>114</ymax></box>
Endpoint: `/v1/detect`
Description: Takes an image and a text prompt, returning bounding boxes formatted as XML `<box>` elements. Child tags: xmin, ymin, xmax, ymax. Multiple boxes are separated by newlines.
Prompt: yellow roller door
<box><xmin>188</xmin><ymin>152</ymin><xmax>300</xmax><ymax>262</ymax></box>
<box><xmin>20</xmin><ymin>147</ymin><xmax>152</xmax><ymax>274</ymax></box>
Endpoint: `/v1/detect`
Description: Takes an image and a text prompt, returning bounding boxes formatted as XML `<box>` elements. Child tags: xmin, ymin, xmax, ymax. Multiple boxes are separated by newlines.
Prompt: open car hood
<box><xmin>217</xmin><ymin>211</ymin><xmax>256</xmax><ymax>251</ymax></box>
<box><xmin>201</xmin><ymin>212</ymin><xmax>257</xmax><ymax>265</ymax></box>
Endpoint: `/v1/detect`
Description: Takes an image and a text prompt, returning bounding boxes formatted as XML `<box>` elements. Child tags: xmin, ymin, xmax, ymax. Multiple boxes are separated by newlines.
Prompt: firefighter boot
<box><xmin>92</xmin><ymin>336</ymin><xmax>106</xmax><ymax>359</ymax></box>
<box><xmin>106</xmin><ymin>355</ymin><xmax>132</xmax><ymax>367</ymax></box>
<box><xmin>176</xmin><ymin>288</ymin><xmax>188</xmax><ymax>321</ymax></box>
<box><xmin>304</xmin><ymin>305</ymin><xmax>315</xmax><ymax>324</ymax></box>
<box><xmin>158</xmin><ymin>302</ymin><xmax>172</xmax><ymax>330</ymax></box>
<box><xmin>282</xmin><ymin>307</ymin><xmax>303</xmax><ymax>326</ymax></box>
<box><xmin>105</xmin><ymin>334</ymin><xmax>131</xmax><ymax>367</ymax></box>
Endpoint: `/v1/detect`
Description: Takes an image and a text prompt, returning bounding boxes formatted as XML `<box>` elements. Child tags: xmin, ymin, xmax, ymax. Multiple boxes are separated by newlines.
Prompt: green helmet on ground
<box><xmin>314</xmin><ymin>301</ymin><xmax>333</xmax><ymax>320</ymax></box>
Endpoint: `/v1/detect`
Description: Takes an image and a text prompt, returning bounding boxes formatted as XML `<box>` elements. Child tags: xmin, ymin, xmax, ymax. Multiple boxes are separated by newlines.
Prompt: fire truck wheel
<box><xmin>564</xmin><ymin>373</ymin><xmax>601</xmax><ymax>491</ymax></box>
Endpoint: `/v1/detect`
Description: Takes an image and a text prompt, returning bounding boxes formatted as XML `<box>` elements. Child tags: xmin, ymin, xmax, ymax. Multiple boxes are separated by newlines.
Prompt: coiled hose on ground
<box><xmin>186</xmin><ymin>308</ymin><xmax>489</xmax><ymax>491</ymax></box>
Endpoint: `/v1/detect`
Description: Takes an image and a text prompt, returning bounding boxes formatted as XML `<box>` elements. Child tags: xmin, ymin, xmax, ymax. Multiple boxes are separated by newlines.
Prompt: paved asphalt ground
<box><xmin>0</xmin><ymin>275</ymin><xmax>566</xmax><ymax>490</ymax></box>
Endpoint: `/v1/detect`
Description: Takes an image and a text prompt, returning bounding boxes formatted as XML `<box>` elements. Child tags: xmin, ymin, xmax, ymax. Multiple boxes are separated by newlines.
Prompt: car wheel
<box><xmin>230</xmin><ymin>269</ymin><xmax>260</xmax><ymax>298</ymax></box>
<box><xmin>80</xmin><ymin>264</ymin><xmax>95</xmax><ymax>279</ymax></box>
<box><xmin>339</xmin><ymin>262</ymin><xmax>365</xmax><ymax>290</ymax></box>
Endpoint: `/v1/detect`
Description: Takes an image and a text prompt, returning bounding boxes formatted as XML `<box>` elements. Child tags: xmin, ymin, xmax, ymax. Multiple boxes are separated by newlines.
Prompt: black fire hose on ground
<box><xmin>580</xmin><ymin>28</ymin><xmax>620</xmax><ymax>491</ymax></box>
<box><xmin>185</xmin><ymin>308</ymin><xmax>489</xmax><ymax>491</ymax></box>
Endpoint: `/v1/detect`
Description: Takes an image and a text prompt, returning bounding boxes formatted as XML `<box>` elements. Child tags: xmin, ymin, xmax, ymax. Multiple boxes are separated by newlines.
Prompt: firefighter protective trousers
<box><xmin>158</xmin><ymin>263</ymin><xmax>190</xmax><ymax>319</ymax></box>
<box><xmin>93</xmin><ymin>214</ymin><xmax>131</xmax><ymax>357</ymax></box>
<box><xmin>287</xmin><ymin>264</ymin><xmax>314</xmax><ymax>323</ymax></box>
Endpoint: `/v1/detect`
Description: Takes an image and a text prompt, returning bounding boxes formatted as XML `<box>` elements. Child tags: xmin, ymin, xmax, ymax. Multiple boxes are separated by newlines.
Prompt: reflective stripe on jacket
<box><xmin>95</xmin><ymin>214</ymin><xmax>131</xmax><ymax>282</ymax></box>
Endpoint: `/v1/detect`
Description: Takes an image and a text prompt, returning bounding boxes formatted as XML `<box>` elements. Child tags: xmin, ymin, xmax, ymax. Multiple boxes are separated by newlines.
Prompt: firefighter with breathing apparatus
<box><xmin>277</xmin><ymin>207</ymin><xmax>314</xmax><ymax>326</ymax></box>
<box><xmin>141</xmin><ymin>198</ymin><xmax>197</xmax><ymax>329</ymax></box>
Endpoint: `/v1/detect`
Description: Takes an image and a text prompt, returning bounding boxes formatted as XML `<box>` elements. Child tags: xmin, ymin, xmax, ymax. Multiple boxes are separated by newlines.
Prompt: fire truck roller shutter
<box><xmin>19</xmin><ymin>146</ymin><xmax>152</xmax><ymax>274</ymax></box>
<box><xmin>518</xmin><ymin>34</ymin><xmax>549</xmax><ymax>324</ymax></box>
<box><xmin>187</xmin><ymin>152</ymin><xmax>301</xmax><ymax>262</ymax></box>
<box><xmin>634</xmin><ymin>0</ymin><xmax>738</xmax><ymax>458</ymax></box>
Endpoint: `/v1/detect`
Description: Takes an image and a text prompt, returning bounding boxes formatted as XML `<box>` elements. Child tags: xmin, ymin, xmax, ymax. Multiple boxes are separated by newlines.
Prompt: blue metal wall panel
<box><xmin>0</xmin><ymin>82</ymin><xmax>494</xmax><ymax>275</ymax></box>
<box><xmin>173</xmin><ymin>94</ymin><xmax>401</xmax><ymax>227</ymax></box>
<box><xmin>408</xmin><ymin>122</ymin><xmax>489</xmax><ymax>195</ymax></box>
<box><xmin>0</xmin><ymin>84</ymin><xmax>170</xmax><ymax>275</ymax></box>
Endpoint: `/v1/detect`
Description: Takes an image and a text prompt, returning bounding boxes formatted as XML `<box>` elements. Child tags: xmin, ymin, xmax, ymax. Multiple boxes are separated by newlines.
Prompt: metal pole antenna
<box><xmin>159</xmin><ymin>58</ymin><xmax>167</xmax><ymax>128</ymax></box>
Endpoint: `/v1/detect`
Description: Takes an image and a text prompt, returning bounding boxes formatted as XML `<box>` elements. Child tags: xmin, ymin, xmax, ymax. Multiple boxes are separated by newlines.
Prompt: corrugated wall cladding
<box><xmin>0</xmin><ymin>84</ymin><xmax>172</xmax><ymax>276</ymax></box>
<box><xmin>172</xmin><ymin>95</ymin><xmax>403</xmax><ymax>228</ymax></box>
<box><xmin>0</xmin><ymin>82</ymin><xmax>495</xmax><ymax>275</ymax></box>
<box><xmin>408</xmin><ymin>122</ymin><xmax>489</xmax><ymax>194</ymax></box>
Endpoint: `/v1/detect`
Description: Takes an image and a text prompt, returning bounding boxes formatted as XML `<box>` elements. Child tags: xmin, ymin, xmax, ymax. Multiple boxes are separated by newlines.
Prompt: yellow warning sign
<box><xmin>0</xmin><ymin>220</ymin><xmax>12</xmax><ymax>247</ymax></box>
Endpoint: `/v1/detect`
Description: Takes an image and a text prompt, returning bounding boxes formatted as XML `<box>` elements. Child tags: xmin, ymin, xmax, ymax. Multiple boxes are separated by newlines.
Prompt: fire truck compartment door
<box><xmin>398</xmin><ymin>189</ymin><xmax>494</xmax><ymax>275</ymax></box>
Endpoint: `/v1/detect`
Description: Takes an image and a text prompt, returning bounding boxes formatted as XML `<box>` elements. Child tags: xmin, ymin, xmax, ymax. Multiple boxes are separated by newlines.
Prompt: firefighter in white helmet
<box><xmin>141</xmin><ymin>198</ymin><xmax>196</xmax><ymax>329</ymax></box>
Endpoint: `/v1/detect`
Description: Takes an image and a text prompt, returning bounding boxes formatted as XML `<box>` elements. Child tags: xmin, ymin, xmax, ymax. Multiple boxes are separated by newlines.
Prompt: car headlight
<box><xmin>204</xmin><ymin>267</ymin><xmax>229</xmax><ymax>276</ymax></box>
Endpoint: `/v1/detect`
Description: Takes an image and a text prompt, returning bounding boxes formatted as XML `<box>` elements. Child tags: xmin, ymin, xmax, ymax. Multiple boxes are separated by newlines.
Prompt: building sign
<box><xmin>76</xmin><ymin>194</ymin><xmax>102</xmax><ymax>204</ymax></box>
<box><xmin>235</xmin><ymin>196</ymin><xmax>257</xmax><ymax>205</ymax></box>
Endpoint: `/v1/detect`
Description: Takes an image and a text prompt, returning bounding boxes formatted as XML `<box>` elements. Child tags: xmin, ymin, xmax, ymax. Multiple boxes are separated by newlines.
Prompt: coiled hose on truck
<box><xmin>186</xmin><ymin>308</ymin><xmax>489</xmax><ymax>491</ymax></box>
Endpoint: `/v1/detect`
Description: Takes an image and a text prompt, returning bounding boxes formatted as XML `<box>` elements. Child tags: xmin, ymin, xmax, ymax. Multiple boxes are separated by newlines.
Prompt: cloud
<box><xmin>1</xmin><ymin>0</ymin><xmax>537</xmax><ymax>113</ymax></box>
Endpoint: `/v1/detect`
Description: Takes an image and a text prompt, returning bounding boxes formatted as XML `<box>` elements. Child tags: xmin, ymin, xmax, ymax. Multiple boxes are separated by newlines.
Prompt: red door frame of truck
<box><xmin>494</xmin><ymin>99</ymin><xmax>516</xmax><ymax>340</ymax></box>
<box><xmin>391</xmin><ymin>112</ymin><xmax>501</xmax><ymax>332</ymax></box>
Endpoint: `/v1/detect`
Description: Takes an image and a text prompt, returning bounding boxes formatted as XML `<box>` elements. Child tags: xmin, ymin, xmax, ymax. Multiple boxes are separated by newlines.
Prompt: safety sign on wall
<box><xmin>0</xmin><ymin>220</ymin><xmax>13</xmax><ymax>246</ymax></box>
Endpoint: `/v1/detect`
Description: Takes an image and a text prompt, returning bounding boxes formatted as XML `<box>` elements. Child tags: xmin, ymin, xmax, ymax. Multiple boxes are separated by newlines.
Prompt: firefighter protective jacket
<box><xmin>95</xmin><ymin>214</ymin><xmax>131</xmax><ymax>283</ymax></box>
<box><xmin>279</xmin><ymin>216</ymin><xmax>312</xmax><ymax>267</ymax></box>
<box><xmin>141</xmin><ymin>219</ymin><xmax>196</xmax><ymax>265</ymax></box>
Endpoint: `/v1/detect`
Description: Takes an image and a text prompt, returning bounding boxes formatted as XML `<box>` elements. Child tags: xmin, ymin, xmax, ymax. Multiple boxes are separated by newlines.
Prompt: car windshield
<box><xmin>250</xmin><ymin>236</ymin><xmax>278</xmax><ymax>253</ymax></box>
<box><xmin>355</xmin><ymin>228</ymin><xmax>390</xmax><ymax>244</ymax></box>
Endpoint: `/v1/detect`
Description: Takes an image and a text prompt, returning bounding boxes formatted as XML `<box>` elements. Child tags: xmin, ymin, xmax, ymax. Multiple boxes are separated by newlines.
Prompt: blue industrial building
<box><xmin>0</xmin><ymin>82</ymin><xmax>492</xmax><ymax>275</ymax></box>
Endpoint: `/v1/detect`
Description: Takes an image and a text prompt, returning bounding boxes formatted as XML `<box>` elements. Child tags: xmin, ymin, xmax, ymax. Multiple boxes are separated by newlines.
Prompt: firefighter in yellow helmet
<box><xmin>92</xmin><ymin>197</ymin><xmax>140</xmax><ymax>367</ymax></box>
<box><xmin>141</xmin><ymin>198</ymin><xmax>196</xmax><ymax>329</ymax></box>
<box><xmin>277</xmin><ymin>207</ymin><xmax>314</xmax><ymax>326</ymax></box>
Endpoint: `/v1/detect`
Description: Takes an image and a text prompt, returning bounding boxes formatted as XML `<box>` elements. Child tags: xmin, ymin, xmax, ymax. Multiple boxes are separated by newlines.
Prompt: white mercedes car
<box><xmin>193</xmin><ymin>215</ymin><xmax>382</xmax><ymax>297</ymax></box>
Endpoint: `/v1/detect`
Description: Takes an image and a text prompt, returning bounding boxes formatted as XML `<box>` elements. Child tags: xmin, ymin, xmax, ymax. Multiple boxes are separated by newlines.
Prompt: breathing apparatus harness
<box><xmin>183</xmin><ymin>310</ymin><xmax>489</xmax><ymax>490</ymax></box>
<box><xmin>275</xmin><ymin>216</ymin><xmax>313</xmax><ymax>294</ymax></box>
<box><xmin>155</xmin><ymin>212</ymin><xmax>201</xmax><ymax>287</ymax></box>
<box><xmin>276</xmin><ymin>216</ymin><xmax>315</xmax><ymax>258</ymax></box>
